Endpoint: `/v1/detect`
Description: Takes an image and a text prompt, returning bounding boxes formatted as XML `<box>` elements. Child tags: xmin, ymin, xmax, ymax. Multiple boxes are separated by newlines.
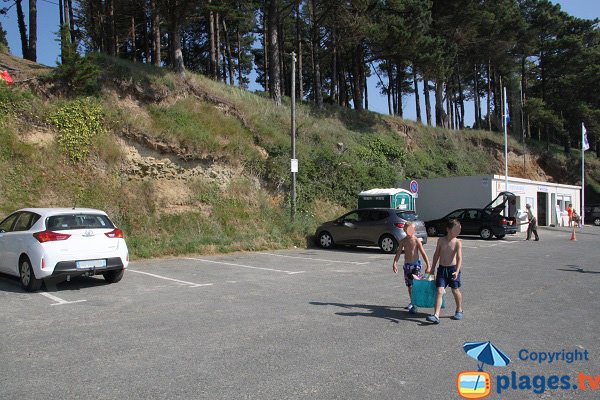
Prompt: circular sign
<box><xmin>410</xmin><ymin>180</ymin><xmax>419</xmax><ymax>194</ymax></box>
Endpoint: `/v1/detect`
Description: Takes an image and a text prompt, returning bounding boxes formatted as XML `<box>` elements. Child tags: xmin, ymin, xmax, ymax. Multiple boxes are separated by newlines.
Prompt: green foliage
<box><xmin>0</xmin><ymin>21</ymin><xmax>8</xmax><ymax>52</ymax></box>
<box><xmin>0</xmin><ymin>85</ymin><xmax>35</xmax><ymax>118</ymax></box>
<box><xmin>48</xmin><ymin>98</ymin><xmax>105</xmax><ymax>162</ymax></box>
<box><xmin>146</xmin><ymin>98</ymin><xmax>261</xmax><ymax>162</ymax></box>
<box><xmin>50</xmin><ymin>27</ymin><xmax>100</xmax><ymax>95</ymax></box>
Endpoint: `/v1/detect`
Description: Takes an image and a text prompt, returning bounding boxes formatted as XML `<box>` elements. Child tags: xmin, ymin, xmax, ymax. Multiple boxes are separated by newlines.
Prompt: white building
<box><xmin>399</xmin><ymin>175</ymin><xmax>581</xmax><ymax>232</ymax></box>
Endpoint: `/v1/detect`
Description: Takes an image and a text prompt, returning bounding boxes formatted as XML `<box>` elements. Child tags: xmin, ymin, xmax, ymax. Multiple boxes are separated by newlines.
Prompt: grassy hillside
<box><xmin>1</xmin><ymin>53</ymin><xmax>598</xmax><ymax>258</ymax></box>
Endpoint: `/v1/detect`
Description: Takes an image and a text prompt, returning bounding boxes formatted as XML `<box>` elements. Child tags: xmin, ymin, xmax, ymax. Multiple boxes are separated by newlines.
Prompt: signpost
<box><xmin>409</xmin><ymin>180</ymin><xmax>419</xmax><ymax>209</ymax></box>
<box><xmin>410</xmin><ymin>180</ymin><xmax>419</xmax><ymax>194</ymax></box>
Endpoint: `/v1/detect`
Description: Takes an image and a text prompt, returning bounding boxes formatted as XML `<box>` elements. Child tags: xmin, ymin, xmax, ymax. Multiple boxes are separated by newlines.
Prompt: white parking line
<box><xmin>185</xmin><ymin>258</ymin><xmax>305</xmax><ymax>275</ymax></box>
<box><xmin>257</xmin><ymin>252</ymin><xmax>370</xmax><ymax>265</ymax></box>
<box><xmin>128</xmin><ymin>269</ymin><xmax>214</xmax><ymax>287</ymax></box>
<box><xmin>39</xmin><ymin>292</ymin><xmax>86</xmax><ymax>306</ymax></box>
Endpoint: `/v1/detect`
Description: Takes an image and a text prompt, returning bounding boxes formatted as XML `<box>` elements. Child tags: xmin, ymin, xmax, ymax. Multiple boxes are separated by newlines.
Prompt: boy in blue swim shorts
<box><xmin>392</xmin><ymin>221</ymin><xmax>431</xmax><ymax>314</ymax></box>
<box><xmin>426</xmin><ymin>219</ymin><xmax>464</xmax><ymax>324</ymax></box>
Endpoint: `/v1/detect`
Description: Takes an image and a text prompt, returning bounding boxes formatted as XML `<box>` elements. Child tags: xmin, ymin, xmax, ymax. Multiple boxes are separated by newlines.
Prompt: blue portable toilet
<box><xmin>357</xmin><ymin>188</ymin><xmax>414</xmax><ymax>210</ymax></box>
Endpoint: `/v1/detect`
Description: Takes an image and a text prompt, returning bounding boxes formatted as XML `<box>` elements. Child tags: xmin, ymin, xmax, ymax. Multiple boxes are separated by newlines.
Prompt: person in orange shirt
<box><xmin>567</xmin><ymin>204</ymin><xmax>573</xmax><ymax>227</ymax></box>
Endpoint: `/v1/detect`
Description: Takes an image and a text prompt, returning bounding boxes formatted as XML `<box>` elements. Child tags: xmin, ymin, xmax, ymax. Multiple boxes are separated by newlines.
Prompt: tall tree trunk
<box><xmin>391</xmin><ymin>65</ymin><xmax>397</xmax><ymax>114</ymax></box>
<box><xmin>457</xmin><ymin>73</ymin><xmax>464</xmax><ymax>129</ymax></box>
<box><xmin>474</xmin><ymin>64</ymin><xmax>479</xmax><ymax>129</ymax></box>
<box><xmin>412</xmin><ymin>64</ymin><xmax>421</xmax><ymax>123</ymax></box>
<box><xmin>169</xmin><ymin>10</ymin><xmax>185</xmax><ymax>75</ymax></box>
<box><xmin>364</xmin><ymin>76</ymin><xmax>369</xmax><ymax>111</ymax></box>
<box><xmin>351</xmin><ymin>44</ymin><xmax>363</xmax><ymax>111</ymax></box>
<box><xmin>262</xmin><ymin>10</ymin><xmax>268</xmax><ymax>91</ymax></box>
<box><xmin>435</xmin><ymin>80</ymin><xmax>445</xmax><ymax>127</ymax></box>
<box><xmin>495</xmin><ymin>72</ymin><xmax>501</xmax><ymax>129</ymax></box>
<box><xmin>387</xmin><ymin>64</ymin><xmax>393</xmax><ymax>115</ymax></box>
<box><xmin>337</xmin><ymin>54</ymin><xmax>345</xmax><ymax>107</ymax></box>
<box><xmin>521</xmin><ymin>56</ymin><xmax>528</xmax><ymax>138</ymax></box>
<box><xmin>296</xmin><ymin>1</ymin><xmax>303</xmax><ymax>100</ymax></box>
<box><xmin>268</xmin><ymin>0</ymin><xmax>281</xmax><ymax>105</ymax></box>
<box><xmin>143</xmin><ymin>3</ymin><xmax>150</xmax><ymax>63</ymax></box>
<box><xmin>68</xmin><ymin>0</ymin><xmax>74</xmax><ymax>44</ymax></box>
<box><xmin>396</xmin><ymin>69</ymin><xmax>402</xmax><ymax>117</ymax></box>
<box><xmin>487</xmin><ymin>60</ymin><xmax>492</xmax><ymax>131</ymax></box>
<box><xmin>447</xmin><ymin>80</ymin><xmax>454</xmax><ymax>129</ymax></box>
<box><xmin>223</xmin><ymin>19</ymin><xmax>234</xmax><ymax>85</ymax></box>
<box><xmin>424</xmin><ymin>77</ymin><xmax>432</xmax><ymax>126</ymax></box>
<box><xmin>27</xmin><ymin>0</ymin><xmax>37</xmax><ymax>61</ymax></box>
<box><xmin>208</xmin><ymin>0</ymin><xmax>216</xmax><ymax>77</ymax></box>
<box><xmin>131</xmin><ymin>16</ymin><xmax>136</xmax><ymax>61</ymax></box>
<box><xmin>88</xmin><ymin>0</ymin><xmax>99</xmax><ymax>51</ymax></box>
<box><xmin>236</xmin><ymin>30</ymin><xmax>244</xmax><ymax>88</ymax></box>
<box><xmin>216</xmin><ymin>12</ymin><xmax>221</xmax><ymax>81</ymax></box>
<box><xmin>310</xmin><ymin>0</ymin><xmax>322</xmax><ymax>108</ymax></box>
<box><xmin>331</xmin><ymin>32</ymin><xmax>337</xmax><ymax>101</ymax></box>
<box><xmin>16</xmin><ymin>0</ymin><xmax>29</xmax><ymax>59</ymax></box>
<box><xmin>540</xmin><ymin>50</ymin><xmax>546</xmax><ymax>103</ymax></box>
<box><xmin>107</xmin><ymin>0</ymin><xmax>115</xmax><ymax>56</ymax></box>
<box><xmin>278</xmin><ymin>20</ymin><xmax>285</xmax><ymax>96</ymax></box>
<box><xmin>222</xmin><ymin>39</ymin><xmax>227</xmax><ymax>83</ymax></box>
<box><xmin>151</xmin><ymin>0</ymin><xmax>161</xmax><ymax>66</ymax></box>
<box><xmin>58</xmin><ymin>0</ymin><xmax>64</xmax><ymax>27</ymax></box>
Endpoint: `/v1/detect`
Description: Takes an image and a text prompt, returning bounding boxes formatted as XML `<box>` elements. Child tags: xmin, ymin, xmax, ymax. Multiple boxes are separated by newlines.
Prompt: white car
<box><xmin>0</xmin><ymin>208</ymin><xmax>129</xmax><ymax>291</ymax></box>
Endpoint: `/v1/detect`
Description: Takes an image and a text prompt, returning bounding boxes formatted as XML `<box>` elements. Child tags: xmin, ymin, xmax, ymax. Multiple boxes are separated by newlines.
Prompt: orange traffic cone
<box><xmin>570</xmin><ymin>227</ymin><xmax>576</xmax><ymax>241</ymax></box>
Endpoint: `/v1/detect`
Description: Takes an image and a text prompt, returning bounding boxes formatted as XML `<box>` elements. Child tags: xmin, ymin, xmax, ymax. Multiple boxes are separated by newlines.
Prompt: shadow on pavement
<box><xmin>0</xmin><ymin>273</ymin><xmax>26</xmax><ymax>293</ymax></box>
<box><xmin>0</xmin><ymin>273</ymin><xmax>110</xmax><ymax>293</ymax></box>
<box><xmin>310</xmin><ymin>301</ymin><xmax>440</xmax><ymax>326</ymax></box>
<box><xmin>556</xmin><ymin>265</ymin><xmax>600</xmax><ymax>274</ymax></box>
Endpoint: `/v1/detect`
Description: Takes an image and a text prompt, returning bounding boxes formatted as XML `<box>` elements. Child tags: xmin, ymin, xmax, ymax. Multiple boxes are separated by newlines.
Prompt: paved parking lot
<box><xmin>1</xmin><ymin>227</ymin><xmax>599</xmax><ymax>399</ymax></box>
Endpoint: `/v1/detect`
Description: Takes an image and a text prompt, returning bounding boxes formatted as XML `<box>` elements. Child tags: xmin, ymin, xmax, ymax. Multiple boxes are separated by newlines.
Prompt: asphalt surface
<box><xmin>1</xmin><ymin>226</ymin><xmax>599</xmax><ymax>399</ymax></box>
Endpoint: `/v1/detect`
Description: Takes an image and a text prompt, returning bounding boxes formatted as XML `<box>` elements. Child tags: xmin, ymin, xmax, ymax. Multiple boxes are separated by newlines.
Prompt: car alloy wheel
<box><xmin>427</xmin><ymin>226</ymin><xmax>438</xmax><ymax>237</ymax></box>
<box><xmin>318</xmin><ymin>232</ymin><xmax>334</xmax><ymax>249</ymax></box>
<box><xmin>594</xmin><ymin>218</ymin><xmax>600</xmax><ymax>226</ymax></box>
<box><xmin>479</xmin><ymin>227</ymin><xmax>493</xmax><ymax>240</ymax></box>
<box><xmin>379</xmin><ymin>234</ymin><xmax>398</xmax><ymax>254</ymax></box>
<box><xmin>19</xmin><ymin>258</ymin><xmax>42</xmax><ymax>292</ymax></box>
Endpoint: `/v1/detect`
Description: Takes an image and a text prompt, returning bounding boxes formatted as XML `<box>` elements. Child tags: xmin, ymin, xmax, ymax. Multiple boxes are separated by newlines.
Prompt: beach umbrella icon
<box><xmin>463</xmin><ymin>341</ymin><xmax>511</xmax><ymax>371</ymax></box>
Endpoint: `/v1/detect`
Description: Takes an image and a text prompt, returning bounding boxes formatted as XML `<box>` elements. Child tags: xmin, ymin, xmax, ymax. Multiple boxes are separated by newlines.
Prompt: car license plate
<box><xmin>76</xmin><ymin>259</ymin><xmax>107</xmax><ymax>269</ymax></box>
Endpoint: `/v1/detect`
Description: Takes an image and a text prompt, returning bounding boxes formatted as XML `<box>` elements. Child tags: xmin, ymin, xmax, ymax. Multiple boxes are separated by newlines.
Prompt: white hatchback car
<box><xmin>0</xmin><ymin>208</ymin><xmax>129</xmax><ymax>291</ymax></box>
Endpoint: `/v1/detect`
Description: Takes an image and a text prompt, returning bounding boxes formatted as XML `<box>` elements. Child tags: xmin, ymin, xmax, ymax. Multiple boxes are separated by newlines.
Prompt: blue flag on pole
<box><xmin>583</xmin><ymin>124</ymin><xmax>590</xmax><ymax>151</ymax></box>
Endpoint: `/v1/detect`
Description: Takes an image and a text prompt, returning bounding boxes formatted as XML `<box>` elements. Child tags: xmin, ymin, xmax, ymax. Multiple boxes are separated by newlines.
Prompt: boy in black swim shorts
<box><xmin>426</xmin><ymin>219</ymin><xmax>464</xmax><ymax>324</ymax></box>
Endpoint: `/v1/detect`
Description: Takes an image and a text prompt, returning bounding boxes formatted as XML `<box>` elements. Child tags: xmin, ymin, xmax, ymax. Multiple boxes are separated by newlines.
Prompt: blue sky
<box><xmin>1</xmin><ymin>0</ymin><xmax>598</xmax><ymax>126</ymax></box>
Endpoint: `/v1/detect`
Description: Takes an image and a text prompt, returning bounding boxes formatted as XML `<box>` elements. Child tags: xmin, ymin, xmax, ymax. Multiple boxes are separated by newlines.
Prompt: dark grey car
<box><xmin>315</xmin><ymin>209</ymin><xmax>427</xmax><ymax>254</ymax></box>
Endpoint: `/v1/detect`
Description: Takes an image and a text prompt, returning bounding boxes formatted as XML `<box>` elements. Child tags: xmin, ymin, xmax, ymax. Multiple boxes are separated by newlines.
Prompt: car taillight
<box><xmin>501</xmin><ymin>218</ymin><xmax>507</xmax><ymax>225</ymax></box>
<box><xmin>395</xmin><ymin>223</ymin><xmax>405</xmax><ymax>229</ymax></box>
<box><xmin>33</xmin><ymin>230</ymin><xmax>71</xmax><ymax>243</ymax></box>
<box><xmin>105</xmin><ymin>228</ymin><xmax>124</xmax><ymax>238</ymax></box>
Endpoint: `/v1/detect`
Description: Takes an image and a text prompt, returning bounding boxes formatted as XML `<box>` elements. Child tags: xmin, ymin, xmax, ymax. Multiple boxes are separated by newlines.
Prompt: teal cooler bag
<box><xmin>412</xmin><ymin>278</ymin><xmax>445</xmax><ymax>309</ymax></box>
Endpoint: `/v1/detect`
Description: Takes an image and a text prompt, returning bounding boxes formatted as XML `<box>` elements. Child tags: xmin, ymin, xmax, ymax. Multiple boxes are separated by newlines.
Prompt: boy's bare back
<box><xmin>437</xmin><ymin>236</ymin><xmax>460</xmax><ymax>266</ymax></box>
<box><xmin>401</xmin><ymin>235</ymin><xmax>422</xmax><ymax>263</ymax></box>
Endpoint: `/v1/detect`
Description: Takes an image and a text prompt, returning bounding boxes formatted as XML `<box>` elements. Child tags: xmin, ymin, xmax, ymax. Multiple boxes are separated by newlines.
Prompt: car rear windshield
<box><xmin>46</xmin><ymin>214</ymin><xmax>115</xmax><ymax>230</ymax></box>
<box><xmin>395</xmin><ymin>211</ymin><xmax>419</xmax><ymax>221</ymax></box>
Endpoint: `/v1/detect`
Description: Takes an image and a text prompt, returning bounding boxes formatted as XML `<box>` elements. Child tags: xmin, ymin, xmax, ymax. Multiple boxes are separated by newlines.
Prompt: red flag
<box><xmin>1</xmin><ymin>70</ymin><xmax>14</xmax><ymax>86</ymax></box>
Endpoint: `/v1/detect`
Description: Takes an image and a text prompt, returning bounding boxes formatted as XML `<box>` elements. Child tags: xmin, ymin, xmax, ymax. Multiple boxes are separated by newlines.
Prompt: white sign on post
<box><xmin>291</xmin><ymin>159</ymin><xmax>298</xmax><ymax>173</ymax></box>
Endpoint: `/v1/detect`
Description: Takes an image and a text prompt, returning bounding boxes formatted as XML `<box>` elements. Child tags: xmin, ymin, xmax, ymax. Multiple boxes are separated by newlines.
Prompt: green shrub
<box><xmin>50</xmin><ymin>27</ymin><xmax>101</xmax><ymax>95</ymax></box>
<box><xmin>48</xmin><ymin>98</ymin><xmax>105</xmax><ymax>162</ymax></box>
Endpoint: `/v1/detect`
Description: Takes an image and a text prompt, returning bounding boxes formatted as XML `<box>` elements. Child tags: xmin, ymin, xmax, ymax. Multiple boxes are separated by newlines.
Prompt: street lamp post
<box><xmin>290</xmin><ymin>51</ymin><xmax>297</xmax><ymax>221</ymax></box>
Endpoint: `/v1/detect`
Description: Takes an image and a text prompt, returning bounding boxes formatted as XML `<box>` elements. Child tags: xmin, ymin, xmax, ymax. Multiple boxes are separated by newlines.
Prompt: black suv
<box><xmin>584</xmin><ymin>204</ymin><xmax>600</xmax><ymax>226</ymax></box>
<box><xmin>425</xmin><ymin>192</ymin><xmax>518</xmax><ymax>240</ymax></box>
